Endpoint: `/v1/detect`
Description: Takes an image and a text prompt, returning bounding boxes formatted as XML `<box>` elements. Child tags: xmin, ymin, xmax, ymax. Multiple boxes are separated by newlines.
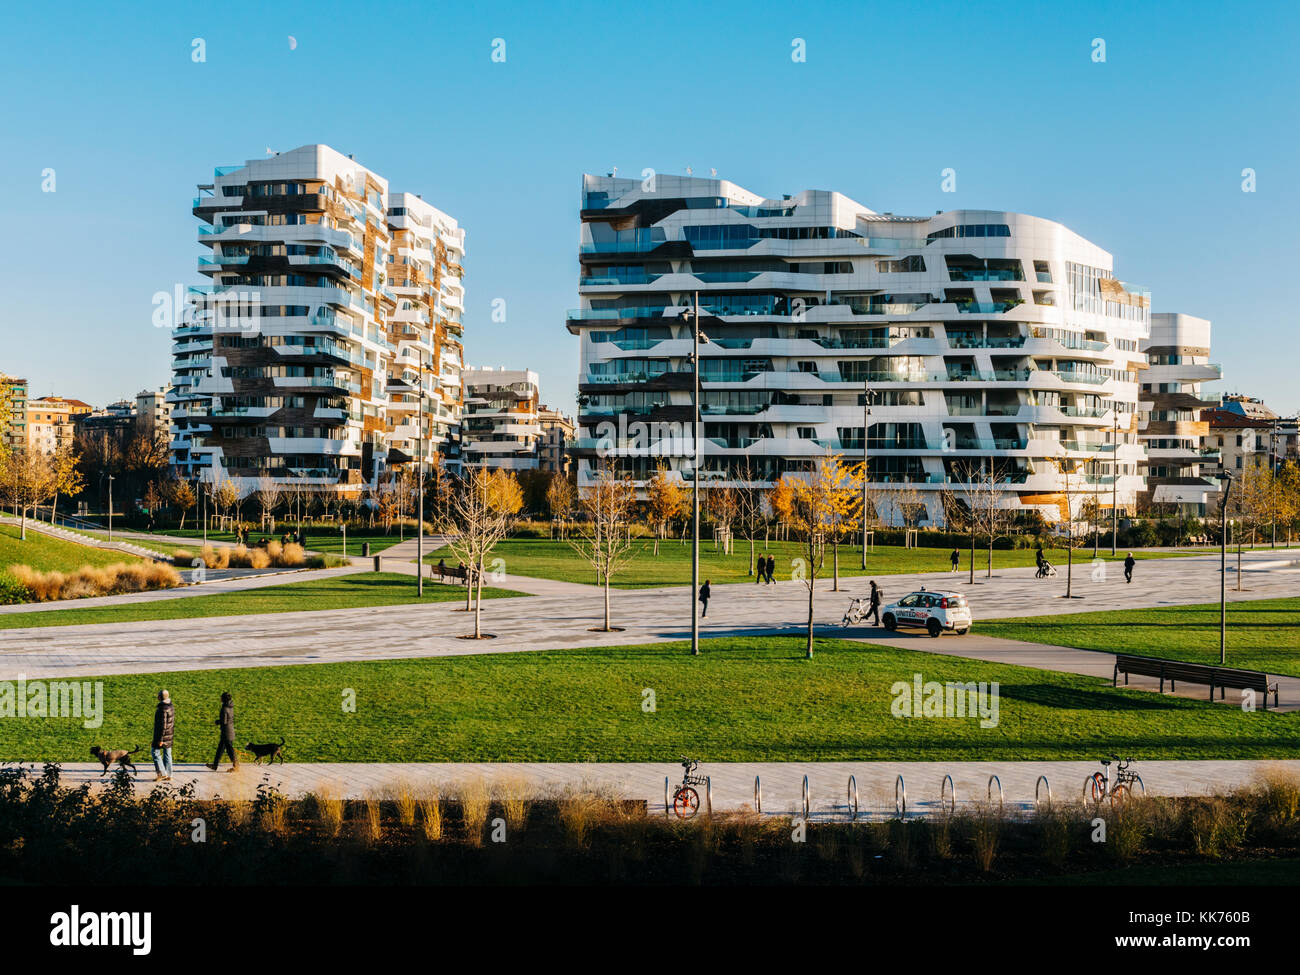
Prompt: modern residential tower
<box><xmin>570</xmin><ymin>174</ymin><xmax>1155</xmax><ymax>524</ymax></box>
<box><xmin>173</xmin><ymin>145</ymin><xmax>465</xmax><ymax>495</ymax></box>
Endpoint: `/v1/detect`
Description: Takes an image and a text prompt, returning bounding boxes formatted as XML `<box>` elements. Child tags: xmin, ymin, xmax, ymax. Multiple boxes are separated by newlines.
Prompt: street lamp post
<box><xmin>689</xmin><ymin>292</ymin><xmax>702</xmax><ymax>656</ymax></box>
<box><xmin>1111</xmin><ymin>408</ymin><xmax>1119</xmax><ymax>556</ymax></box>
<box><xmin>861</xmin><ymin>380</ymin><xmax>872</xmax><ymax>569</ymax></box>
<box><xmin>1215</xmin><ymin>470</ymin><xmax>1233</xmax><ymax>665</ymax></box>
<box><xmin>417</xmin><ymin>355</ymin><xmax>425</xmax><ymax>597</ymax></box>
<box><xmin>107</xmin><ymin>474</ymin><xmax>115</xmax><ymax>544</ymax></box>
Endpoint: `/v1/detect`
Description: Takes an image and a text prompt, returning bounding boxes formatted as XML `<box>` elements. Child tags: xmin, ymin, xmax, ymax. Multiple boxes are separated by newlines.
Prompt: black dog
<box><xmin>90</xmin><ymin>746</ymin><xmax>140</xmax><ymax>776</ymax></box>
<box><xmin>244</xmin><ymin>738</ymin><xmax>286</xmax><ymax>765</ymax></box>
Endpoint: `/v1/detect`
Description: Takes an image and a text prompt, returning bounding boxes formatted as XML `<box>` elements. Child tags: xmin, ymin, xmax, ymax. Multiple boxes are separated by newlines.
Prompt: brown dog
<box><xmin>244</xmin><ymin>738</ymin><xmax>285</xmax><ymax>765</ymax></box>
<box><xmin>90</xmin><ymin>746</ymin><xmax>140</xmax><ymax>775</ymax></box>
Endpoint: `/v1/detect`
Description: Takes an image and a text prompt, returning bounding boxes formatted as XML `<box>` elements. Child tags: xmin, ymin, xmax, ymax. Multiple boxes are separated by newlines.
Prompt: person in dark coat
<box><xmin>765</xmin><ymin>555</ymin><xmax>776</xmax><ymax>584</ymax></box>
<box><xmin>206</xmin><ymin>691</ymin><xmax>239</xmax><ymax>771</ymax></box>
<box><xmin>867</xmin><ymin>580</ymin><xmax>882</xmax><ymax>626</ymax></box>
<box><xmin>1124</xmin><ymin>552</ymin><xmax>1136</xmax><ymax>584</ymax></box>
<box><xmin>698</xmin><ymin>579</ymin><xmax>711</xmax><ymax>618</ymax></box>
<box><xmin>151</xmin><ymin>690</ymin><xmax>175</xmax><ymax>781</ymax></box>
<box><xmin>950</xmin><ymin>548</ymin><xmax>960</xmax><ymax>573</ymax></box>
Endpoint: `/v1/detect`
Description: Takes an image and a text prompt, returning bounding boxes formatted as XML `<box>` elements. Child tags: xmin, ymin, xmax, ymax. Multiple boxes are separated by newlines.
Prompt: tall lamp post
<box><xmin>682</xmin><ymin>292</ymin><xmax>708</xmax><ymax>657</ymax></box>
<box><xmin>417</xmin><ymin>355</ymin><xmax>426</xmax><ymax>597</ymax></box>
<box><xmin>1214</xmin><ymin>469</ymin><xmax>1233</xmax><ymax>665</ymax></box>
<box><xmin>1111</xmin><ymin>407</ymin><xmax>1119</xmax><ymax>556</ymax></box>
<box><xmin>860</xmin><ymin>380</ymin><xmax>873</xmax><ymax>568</ymax></box>
<box><xmin>107</xmin><ymin>474</ymin><xmax>115</xmax><ymax>544</ymax></box>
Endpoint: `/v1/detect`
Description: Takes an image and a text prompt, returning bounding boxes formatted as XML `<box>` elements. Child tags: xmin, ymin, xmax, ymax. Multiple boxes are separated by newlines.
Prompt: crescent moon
<box><xmin>288</xmin><ymin>35</ymin><xmax>297</xmax><ymax>50</ymax></box>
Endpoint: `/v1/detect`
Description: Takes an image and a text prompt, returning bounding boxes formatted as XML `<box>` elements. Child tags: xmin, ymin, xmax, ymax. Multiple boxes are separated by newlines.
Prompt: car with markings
<box><xmin>880</xmin><ymin>588</ymin><xmax>972</xmax><ymax>637</ymax></box>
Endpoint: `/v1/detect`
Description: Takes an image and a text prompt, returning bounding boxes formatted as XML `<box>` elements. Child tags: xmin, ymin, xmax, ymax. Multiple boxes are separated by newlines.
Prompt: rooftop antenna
<box><xmin>266</xmin><ymin>147</ymin><xmax>278</xmax><ymax>156</ymax></box>
<box><xmin>686</xmin><ymin>166</ymin><xmax>692</xmax><ymax>175</ymax></box>
<box><xmin>710</xmin><ymin>168</ymin><xmax>717</xmax><ymax>177</ymax></box>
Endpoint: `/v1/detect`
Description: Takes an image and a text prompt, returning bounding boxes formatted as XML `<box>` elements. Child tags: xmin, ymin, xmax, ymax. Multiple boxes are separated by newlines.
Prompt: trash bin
<box><xmin>361</xmin><ymin>542</ymin><xmax>370</xmax><ymax>558</ymax></box>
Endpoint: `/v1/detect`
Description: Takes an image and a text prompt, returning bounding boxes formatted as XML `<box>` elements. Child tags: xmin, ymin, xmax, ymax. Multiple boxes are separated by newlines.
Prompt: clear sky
<box><xmin>2</xmin><ymin>0</ymin><xmax>1296</xmax><ymax>417</ymax></box>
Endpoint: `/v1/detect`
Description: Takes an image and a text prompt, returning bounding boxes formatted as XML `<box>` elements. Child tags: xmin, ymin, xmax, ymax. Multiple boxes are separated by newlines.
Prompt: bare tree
<box><xmin>733</xmin><ymin>460</ymin><xmax>769</xmax><ymax>576</ymax></box>
<box><xmin>545</xmin><ymin>472</ymin><xmax>574</xmax><ymax>540</ymax></box>
<box><xmin>444</xmin><ymin>469</ymin><xmax>523</xmax><ymax>638</ymax></box>
<box><xmin>255</xmin><ymin>476</ymin><xmax>282</xmax><ymax>533</ymax></box>
<box><xmin>957</xmin><ymin>461</ymin><xmax>1014</xmax><ymax>579</ymax></box>
<box><xmin>569</xmin><ymin>462</ymin><xmax>640</xmax><ymax>632</ymax></box>
<box><xmin>0</xmin><ymin>449</ymin><xmax>55</xmax><ymax>540</ymax></box>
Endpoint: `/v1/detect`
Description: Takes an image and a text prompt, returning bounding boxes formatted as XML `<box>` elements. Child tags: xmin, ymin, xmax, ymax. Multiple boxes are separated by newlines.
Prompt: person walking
<box><xmin>698</xmin><ymin>579</ymin><xmax>712</xmax><ymax>618</ymax></box>
<box><xmin>949</xmin><ymin>548</ymin><xmax>960</xmax><ymax>573</ymax></box>
<box><xmin>867</xmin><ymin>580</ymin><xmax>882</xmax><ymax>626</ymax></box>
<box><xmin>754</xmin><ymin>557</ymin><xmax>765</xmax><ymax>584</ymax></box>
<box><xmin>1124</xmin><ymin>552</ymin><xmax>1136</xmax><ymax>584</ymax></box>
<box><xmin>206</xmin><ymin>691</ymin><xmax>240</xmax><ymax>772</ymax></box>
<box><xmin>766</xmin><ymin>555</ymin><xmax>776</xmax><ymax>584</ymax></box>
<box><xmin>151</xmin><ymin>690</ymin><xmax>175</xmax><ymax>781</ymax></box>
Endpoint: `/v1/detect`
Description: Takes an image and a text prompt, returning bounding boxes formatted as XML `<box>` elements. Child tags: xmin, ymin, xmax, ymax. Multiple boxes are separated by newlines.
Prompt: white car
<box><xmin>881</xmin><ymin>588</ymin><xmax>972</xmax><ymax>637</ymax></box>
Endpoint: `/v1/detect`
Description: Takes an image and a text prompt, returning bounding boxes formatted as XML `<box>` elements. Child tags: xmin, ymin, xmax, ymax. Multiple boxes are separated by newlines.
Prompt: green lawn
<box><xmin>121</xmin><ymin>527</ymin><xmax>407</xmax><ymax>556</ymax></box>
<box><xmin>0</xmin><ymin>572</ymin><xmax>525</xmax><ymax>630</ymax></box>
<box><xmin>980</xmin><ymin>597</ymin><xmax>1300</xmax><ymax>677</ymax></box>
<box><xmin>426</xmin><ymin>537</ymin><xmax>1209</xmax><ymax>589</ymax></box>
<box><xmin>0</xmin><ymin>523</ymin><xmax>142</xmax><ymax>575</ymax></box>
<box><xmin>5</xmin><ymin>637</ymin><xmax>1293</xmax><ymax>763</ymax></box>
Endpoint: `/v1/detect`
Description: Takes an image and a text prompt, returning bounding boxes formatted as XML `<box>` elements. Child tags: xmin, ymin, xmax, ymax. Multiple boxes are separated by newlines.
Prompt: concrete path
<box><xmin>1</xmin><ymin>548</ymin><xmax>1297</xmax><ymax>680</ymax></box>
<box><xmin>38</xmin><ymin>759</ymin><xmax>1300</xmax><ymax>817</ymax></box>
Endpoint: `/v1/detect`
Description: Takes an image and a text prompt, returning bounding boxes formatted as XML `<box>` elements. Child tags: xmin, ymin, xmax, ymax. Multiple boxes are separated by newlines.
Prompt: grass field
<box><xmin>0</xmin><ymin>571</ymin><xmax>525</xmax><ymax>630</ymax></box>
<box><xmin>4</xmin><ymin>636</ymin><xmax>1293</xmax><ymax>763</ymax></box>
<box><xmin>980</xmin><ymin>597</ymin><xmax>1300</xmax><ymax>677</ymax></box>
<box><xmin>0</xmin><ymin>523</ymin><xmax>142</xmax><ymax>575</ymax></box>
<box><xmin>425</xmin><ymin>537</ymin><xmax>1212</xmax><ymax>589</ymax></box>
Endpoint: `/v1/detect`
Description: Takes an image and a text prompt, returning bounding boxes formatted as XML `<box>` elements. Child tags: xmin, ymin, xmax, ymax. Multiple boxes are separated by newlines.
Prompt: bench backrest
<box><xmin>1115</xmin><ymin>654</ymin><xmax>1270</xmax><ymax>689</ymax></box>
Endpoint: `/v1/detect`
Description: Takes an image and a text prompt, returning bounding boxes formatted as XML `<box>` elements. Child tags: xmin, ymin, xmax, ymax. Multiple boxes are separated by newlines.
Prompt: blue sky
<box><xmin>1</xmin><ymin>0</ymin><xmax>1296</xmax><ymax>416</ymax></box>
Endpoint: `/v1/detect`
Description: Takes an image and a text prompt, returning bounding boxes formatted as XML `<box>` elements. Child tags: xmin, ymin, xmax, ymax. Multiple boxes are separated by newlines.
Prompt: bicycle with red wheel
<box><xmin>672</xmin><ymin>758</ymin><xmax>706</xmax><ymax>819</ymax></box>
<box><xmin>1085</xmin><ymin>755</ymin><xmax>1144</xmax><ymax>805</ymax></box>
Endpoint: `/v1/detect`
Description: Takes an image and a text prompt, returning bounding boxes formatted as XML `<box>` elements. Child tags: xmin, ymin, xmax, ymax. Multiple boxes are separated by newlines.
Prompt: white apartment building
<box><xmin>1137</xmin><ymin>314</ymin><xmax>1221</xmax><ymax>514</ymax></box>
<box><xmin>460</xmin><ymin>367</ymin><xmax>542</xmax><ymax>471</ymax></box>
<box><xmin>172</xmin><ymin>144</ymin><xmax>466</xmax><ymax>494</ymax></box>
<box><xmin>570</xmin><ymin>174</ymin><xmax>1153</xmax><ymax>524</ymax></box>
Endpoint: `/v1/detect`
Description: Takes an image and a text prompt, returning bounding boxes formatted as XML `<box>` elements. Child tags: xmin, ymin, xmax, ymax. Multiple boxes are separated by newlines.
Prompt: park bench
<box><xmin>436</xmin><ymin>562</ymin><xmax>470</xmax><ymax>584</ymax></box>
<box><xmin>1113</xmin><ymin>653</ymin><xmax>1279</xmax><ymax>710</ymax></box>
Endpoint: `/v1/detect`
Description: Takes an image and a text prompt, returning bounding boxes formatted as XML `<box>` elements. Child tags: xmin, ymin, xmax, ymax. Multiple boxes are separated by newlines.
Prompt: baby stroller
<box><xmin>1035</xmin><ymin>559</ymin><xmax>1057</xmax><ymax>578</ymax></box>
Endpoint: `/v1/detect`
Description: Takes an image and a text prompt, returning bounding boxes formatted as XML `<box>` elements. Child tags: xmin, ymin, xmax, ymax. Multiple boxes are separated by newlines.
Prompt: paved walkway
<box><xmin>40</xmin><ymin>760</ymin><xmax>1300</xmax><ymax>816</ymax></box>
<box><xmin>2</xmin><ymin>548</ymin><xmax>1295</xmax><ymax>681</ymax></box>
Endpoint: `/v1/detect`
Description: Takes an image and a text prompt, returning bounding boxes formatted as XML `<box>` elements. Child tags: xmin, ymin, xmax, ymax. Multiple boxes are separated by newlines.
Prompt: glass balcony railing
<box><xmin>953</xmin><ymin>300</ymin><xmax>1024</xmax><ymax>313</ymax></box>
<box><xmin>947</xmin><ymin>335</ymin><xmax>1026</xmax><ymax>349</ymax></box>
<box><xmin>946</xmin><ymin>269</ymin><xmax>1025</xmax><ymax>282</ymax></box>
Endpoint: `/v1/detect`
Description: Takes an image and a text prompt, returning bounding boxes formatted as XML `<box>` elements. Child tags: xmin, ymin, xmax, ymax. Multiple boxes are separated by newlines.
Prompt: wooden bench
<box><xmin>1113</xmin><ymin>653</ymin><xmax>1279</xmax><ymax>709</ymax></box>
<box><xmin>436</xmin><ymin>562</ymin><xmax>470</xmax><ymax>584</ymax></box>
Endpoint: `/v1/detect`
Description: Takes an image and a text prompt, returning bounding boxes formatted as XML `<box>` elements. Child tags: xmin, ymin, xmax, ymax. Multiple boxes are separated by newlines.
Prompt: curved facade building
<box><xmin>570</xmin><ymin>174</ymin><xmax>1152</xmax><ymax>524</ymax></box>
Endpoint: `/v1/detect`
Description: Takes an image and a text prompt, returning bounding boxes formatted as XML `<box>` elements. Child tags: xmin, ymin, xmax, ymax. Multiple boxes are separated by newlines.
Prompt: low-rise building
<box><xmin>135</xmin><ymin>387</ymin><xmax>173</xmax><ymax>441</ymax></box>
<box><xmin>1</xmin><ymin>375</ymin><xmax>28</xmax><ymax>453</ymax></box>
<box><xmin>1201</xmin><ymin>395</ymin><xmax>1290</xmax><ymax>476</ymax></box>
<box><xmin>537</xmin><ymin>405</ymin><xmax>575</xmax><ymax>475</ymax></box>
<box><xmin>25</xmin><ymin>396</ymin><xmax>93</xmax><ymax>454</ymax></box>
<box><xmin>460</xmin><ymin>367</ymin><xmax>542</xmax><ymax>471</ymax></box>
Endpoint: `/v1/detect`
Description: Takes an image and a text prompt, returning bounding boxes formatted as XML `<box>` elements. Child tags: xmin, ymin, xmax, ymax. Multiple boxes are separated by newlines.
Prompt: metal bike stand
<box><xmin>705</xmin><ymin>776</ymin><xmax>712</xmax><ymax>817</ymax></box>
<box><xmin>754</xmin><ymin>775</ymin><xmax>762</xmax><ymax>815</ymax></box>
<box><xmin>847</xmin><ymin>775</ymin><xmax>858</xmax><ymax>822</ymax></box>
<box><xmin>802</xmin><ymin>774</ymin><xmax>810</xmax><ymax>820</ymax></box>
<box><xmin>664</xmin><ymin>776</ymin><xmax>670</xmax><ymax>818</ymax></box>
<box><xmin>1035</xmin><ymin>774</ymin><xmax>1051</xmax><ymax>811</ymax></box>
<box><xmin>987</xmin><ymin>774</ymin><xmax>1003</xmax><ymax>812</ymax></box>
<box><xmin>1132</xmin><ymin>774</ymin><xmax>1145</xmax><ymax>796</ymax></box>
<box><xmin>895</xmin><ymin>774</ymin><xmax>906</xmax><ymax>818</ymax></box>
<box><xmin>941</xmin><ymin>774</ymin><xmax>956</xmax><ymax>816</ymax></box>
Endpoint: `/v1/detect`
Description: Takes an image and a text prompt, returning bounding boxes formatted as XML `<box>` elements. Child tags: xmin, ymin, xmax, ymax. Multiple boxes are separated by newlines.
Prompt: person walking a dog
<box><xmin>206</xmin><ymin>691</ymin><xmax>240</xmax><ymax>772</ymax></box>
<box><xmin>151</xmin><ymin>690</ymin><xmax>175</xmax><ymax>781</ymax></box>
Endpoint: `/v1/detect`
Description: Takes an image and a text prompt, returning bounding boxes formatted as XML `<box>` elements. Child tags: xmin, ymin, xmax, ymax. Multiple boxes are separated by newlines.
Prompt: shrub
<box><xmin>8</xmin><ymin>562</ymin><xmax>181</xmax><ymax>602</ymax></box>
<box><xmin>200</xmin><ymin>545</ymin><xmax>229</xmax><ymax>570</ymax></box>
<box><xmin>279</xmin><ymin>542</ymin><xmax>306</xmax><ymax>566</ymax></box>
<box><xmin>0</xmin><ymin>572</ymin><xmax>35</xmax><ymax>605</ymax></box>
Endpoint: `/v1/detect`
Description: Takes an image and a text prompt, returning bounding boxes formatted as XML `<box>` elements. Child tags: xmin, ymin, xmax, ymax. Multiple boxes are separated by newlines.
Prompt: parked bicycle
<box><xmin>1085</xmin><ymin>756</ymin><xmax>1144</xmax><ymax>804</ymax></box>
<box><xmin>841</xmin><ymin>597</ymin><xmax>869</xmax><ymax>627</ymax></box>
<box><xmin>672</xmin><ymin>757</ymin><xmax>707</xmax><ymax>819</ymax></box>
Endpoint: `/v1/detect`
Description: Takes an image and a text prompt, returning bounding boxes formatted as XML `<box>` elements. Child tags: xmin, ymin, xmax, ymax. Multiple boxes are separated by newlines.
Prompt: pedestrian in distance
<box><xmin>206</xmin><ymin>691</ymin><xmax>240</xmax><ymax>772</ymax></box>
<box><xmin>950</xmin><ymin>548</ymin><xmax>960</xmax><ymax>573</ymax></box>
<box><xmin>699</xmin><ymin>579</ymin><xmax>711</xmax><ymax>618</ymax></box>
<box><xmin>151</xmin><ymin>690</ymin><xmax>175</xmax><ymax>781</ymax></box>
<box><xmin>1124</xmin><ymin>552</ymin><xmax>1136</xmax><ymax>584</ymax></box>
<box><xmin>868</xmin><ymin>580</ymin><xmax>882</xmax><ymax>626</ymax></box>
<box><xmin>754</xmin><ymin>557</ymin><xmax>764</xmax><ymax>583</ymax></box>
<box><xmin>766</xmin><ymin>555</ymin><xmax>776</xmax><ymax>584</ymax></box>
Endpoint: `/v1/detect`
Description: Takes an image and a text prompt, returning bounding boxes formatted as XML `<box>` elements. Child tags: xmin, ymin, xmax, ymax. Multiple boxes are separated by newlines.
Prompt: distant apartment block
<box><xmin>25</xmin><ymin>396</ymin><xmax>92</xmax><ymax>454</ymax></box>
<box><xmin>460</xmin><ymin>367</ymin><xmax>542</xmax><ymax>471</ymax></box>
<box><xmin>136</xmin><ymin>386</ymin><xmax>173</xmax><ymax>441</ymax></box>
<box><xmin>570</xmin><ymin>174</ymin><xmax>1159</xmax><ymax>523</ymax></box>
<box><xmin>1137</xmin><ymin>313</ymin><xmax>1221</xmax><ymax>515</ymax></box>
<box><xmin>1</xmin><ymin>375</ymin><xmax>28</xmax><ymax>453</ymax></box>
<box><xmin>537</xmin><ymin>405</ymin><xmax>576</xmax><ymax>475</ymax></box>
<box><xmin>1203</xmin><ymin>395</ymin><xmax>1295</xmax><ymax>475</ymax></box>
<box><xmin>173</xmin><ymin>144</ymin><xmax>466</xmax><ymax>494</ymax></box>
